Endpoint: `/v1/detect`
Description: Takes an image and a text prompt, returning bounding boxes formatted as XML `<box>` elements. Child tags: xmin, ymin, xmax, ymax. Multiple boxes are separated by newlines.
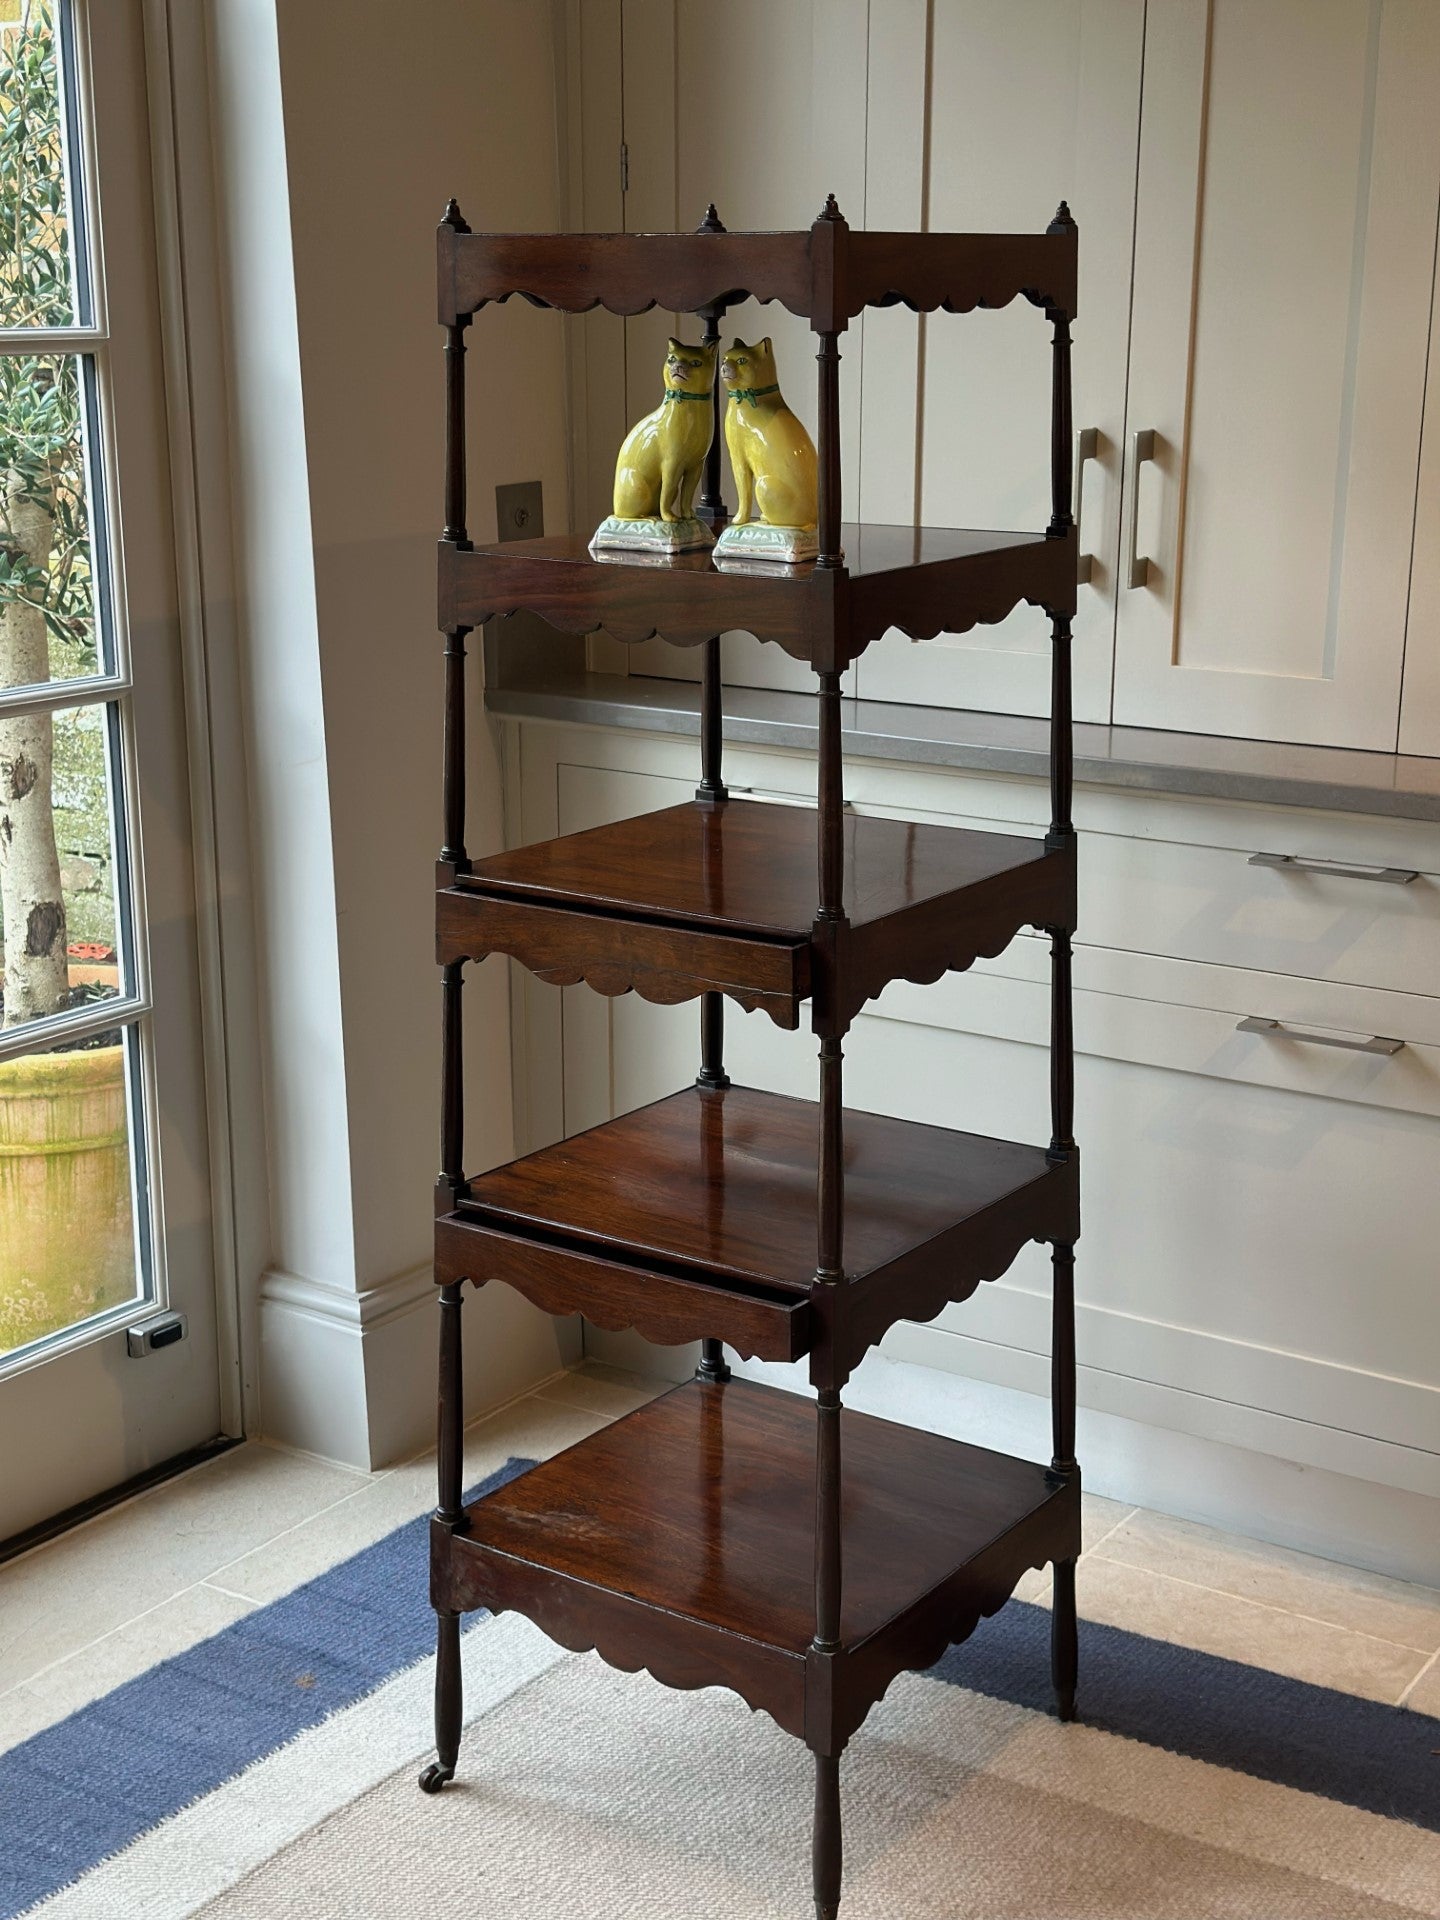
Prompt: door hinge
<box><xmin>620</xmin><ymin>140</ymin><xmax>630</xmax><ymax>194</ymax></box>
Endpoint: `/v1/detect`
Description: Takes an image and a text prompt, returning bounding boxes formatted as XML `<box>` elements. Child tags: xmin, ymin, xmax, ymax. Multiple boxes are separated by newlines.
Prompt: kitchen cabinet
<box><xmin>595</xmin><ymin>1</ymin><xmax>1440</xmax><ymax>753</ymax></box>
<box><xmin>1113</xmin><ymin>0</ymin><xmax>1440</xmax><ymax>749</ymax></box>
<box><xmin>501</xmin><ymin>717</ymin><xmax>1440</xmax><ymax>1570</ymax></box>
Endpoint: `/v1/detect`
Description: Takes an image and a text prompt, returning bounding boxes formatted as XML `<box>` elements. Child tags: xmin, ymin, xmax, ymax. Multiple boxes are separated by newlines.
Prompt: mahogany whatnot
<box><xmin>420</xmin><ymin>195</ymin><xmax>1083</xmax><ymax>1917</ymax></box>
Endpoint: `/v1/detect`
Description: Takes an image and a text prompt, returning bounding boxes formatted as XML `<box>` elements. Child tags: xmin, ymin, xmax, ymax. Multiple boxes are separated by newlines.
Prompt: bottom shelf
<box><xmin>434</xmin><ymin>1377</ymin><xmax>1078</xmax><ymax>1751</ymax></box>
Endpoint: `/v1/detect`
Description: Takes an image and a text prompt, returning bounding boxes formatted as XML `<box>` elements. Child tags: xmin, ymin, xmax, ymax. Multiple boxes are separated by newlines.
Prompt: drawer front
<box><xmin>834</xmin><ymin>762</ymin><xmax>1440</xmax><ymax>1000</ymax></box>
<box><xmin>902</xmin><ymin>939</ymin><xmax>1440</xmax><ymax>1120</ymax></box>
<box><xmin>859</xmin><ymin>951</ymin><xmax>1440</xmax><ymax>1470</ymax></box>
<box><xmin>1075</xmin><ymin>827</ymin><xmax>1440</xmax><ymax>998</ymax></box>
<box><xmin>435</xmin><ymin>1214</ymin><xmax>812</xmax><ymax>1365</ymax></box>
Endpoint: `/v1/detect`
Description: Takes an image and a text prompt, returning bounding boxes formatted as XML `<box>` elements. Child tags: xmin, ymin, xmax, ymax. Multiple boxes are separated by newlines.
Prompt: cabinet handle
<box><xmin>1125</xmin><ymin>428</ymin><xmax>1155</xmax><ymax>589</ymax></box>
<box><xmin>1248</xmin><ymin>851</ymin><xmax>1418</xmax><ymax>887</ymax></box>
<box><xmin>1073</xmin><ymin>427</ymin><xmax>1098</xmax><ymax>584</ymax></box>
<box><xmin>1236</xmin><ymin>1015</ymin><xmax>1404</xmax><ymax>1056</ymax></box>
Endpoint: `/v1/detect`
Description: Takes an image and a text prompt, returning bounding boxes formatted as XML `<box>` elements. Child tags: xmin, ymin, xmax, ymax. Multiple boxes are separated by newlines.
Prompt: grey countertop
<box><xmin>486</xmin><ymin>668</ymin><xmax>1440</xmax><ymax>823</ymax></box>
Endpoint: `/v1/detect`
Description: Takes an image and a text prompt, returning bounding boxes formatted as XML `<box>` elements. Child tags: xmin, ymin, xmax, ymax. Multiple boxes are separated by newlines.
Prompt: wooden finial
<box><xmin>1047</xmin><ymin>200</ymin><xmax>1077</xmax><ymax>235</ymax></box>
<box><xmin>441</xmin><ymin>198</ymin><xmax>471</xmax><ymax>234</ymax></box>
<box><xmin>817</xmin><ymin>193</ymin><xmax>846</xmax><ymax>224</ymax></box>
<box><xmin>697</xmin><ymin>203</ymin><xmax>727</xmax><ymax>233</ymax></box>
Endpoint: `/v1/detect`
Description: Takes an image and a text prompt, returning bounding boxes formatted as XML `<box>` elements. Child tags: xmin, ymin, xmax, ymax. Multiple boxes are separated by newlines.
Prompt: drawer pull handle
<box><xmin>1249</xmin><ymin>851</ymin><xmax>1418</xmax><ymax>886</ymax></box>
<box><xmin>1126</xmin><ymin>428</ymin><xmax>1155</xmax><ymax>589</ymax></box>
<box><xmin>1074</xmin><ymin>427</ymin><xmax>1098</xmax><ymax>584</ymax></box>
<box><xmin>1237</xmin><ymin>1016</ymin><xmax>1404</xmax><ymax>1056</ymax></box>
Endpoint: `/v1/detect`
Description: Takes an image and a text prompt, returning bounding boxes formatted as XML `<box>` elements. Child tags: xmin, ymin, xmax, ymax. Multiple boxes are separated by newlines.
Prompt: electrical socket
<box><xmin>496</xmin><ymin>480</ymin><xmax>543</xmax><ymax>543</ymax></box>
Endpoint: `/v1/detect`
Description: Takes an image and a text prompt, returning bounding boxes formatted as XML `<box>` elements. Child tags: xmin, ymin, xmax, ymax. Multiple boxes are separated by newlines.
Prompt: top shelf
<box><xmin>438</xmin><ymin>201</ymin><xmax>1077</xmax><ymax>334</ymax></box>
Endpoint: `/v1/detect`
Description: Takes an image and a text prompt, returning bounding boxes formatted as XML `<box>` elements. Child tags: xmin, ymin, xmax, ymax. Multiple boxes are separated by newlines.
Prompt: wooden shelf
<box><xmin>436</xmin><ymin>1084</ymin><xmax>1078</xmax><ymax>1373</ymax></box>
<box><xmin>424</xmin><ymin>205</ymin><xmax>1082</xmax><ymax>1904</ymax></box>
<box><xmin>439</xmin><ymin>214</ymin><xmax>1077</xmax><ymax>334</ymax></box>
<box><xmin>439</xmin><ymin>797</ymin><xmax>1075</xmax><ymax>1028</ymax></box>
<box><xmin>434</xmin><ymin>1376</ymin><xmax>1079</xmax><ymax>1752</ymax></box>
<box><xmin>440</xmin><ymin>522</ymin><xmax>1076</xmax><ymax>671</ymax></box>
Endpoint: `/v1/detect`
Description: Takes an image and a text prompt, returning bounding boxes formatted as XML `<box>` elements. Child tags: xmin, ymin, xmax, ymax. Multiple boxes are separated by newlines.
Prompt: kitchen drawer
<box><xmin>879</xmin><ymin>939</ymin><xmax>1440</xmax><ymax>1122</ymax></box>
<box><xmin>1074</xmin><ymin>824</ymin><xmax>1440</xmax><ymax>998</ymax></box>
<box><xmin>837</xmin><ymin>769</ymin><xmax>1440</xmax><ymax>1000</ymax></box>
<box><xmin>860</xmin><ymin>949</ymin><xmax>1440</xmax><ymax>1459</ymax></box>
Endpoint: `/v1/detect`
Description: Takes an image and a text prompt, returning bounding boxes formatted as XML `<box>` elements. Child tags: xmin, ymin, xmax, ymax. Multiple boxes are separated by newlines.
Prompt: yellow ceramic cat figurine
<box><xmin>716</xmin><ymin>337</ymin><xmax>818</xmax><ymax>564</ymax></box>
<box><xmin>591</xmin><ymin>339</ymin><xmax>716</xmax><ymax>555</ymax></box>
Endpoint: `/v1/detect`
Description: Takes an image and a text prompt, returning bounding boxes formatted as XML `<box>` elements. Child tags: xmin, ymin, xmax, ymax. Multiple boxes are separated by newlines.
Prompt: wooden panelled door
<box><xmin>613</xmin><ymin>0</ymin><xmax>867</xmax><ymax>698</ymax></box>
<box><xmin>1113</xmin><ymin>0</ymin><xmax>1440</xmax><ymax>749</ymax></box>
<box><xmin>856</xmin><ymin>0</ymin><xmax>1145</xmax><ymax>725</ymax></box>
<box><xmin>610</xmin><ymin>0</ymin><xmax>1143</xmax><ymax>722</ymax></box>
<box><xmin>581</xmin><ymin>1</ymin><xmax>1440</xmax><ymax>753</ymax></box>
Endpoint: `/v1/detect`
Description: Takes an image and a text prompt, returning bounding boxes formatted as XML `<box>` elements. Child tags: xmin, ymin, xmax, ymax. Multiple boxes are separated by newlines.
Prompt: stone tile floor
<box><xmin>2</xmin><ymin>1362</ymin><xmax>1437</xmax><ymax>1760</ymax></box>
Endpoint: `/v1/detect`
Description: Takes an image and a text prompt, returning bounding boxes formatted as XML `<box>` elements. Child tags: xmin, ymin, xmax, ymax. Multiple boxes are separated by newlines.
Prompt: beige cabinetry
<box><xmin>1114</xmin><ymin>0</ymin><xmax>1440</xmax><ymax>749</ymax></box>
<box><xmin>501</xmin><ymin>717</ymin><xmax>1440</xmax><ymax>1576</ymax></box>
<box><xmin>1401</xmin><ymin>253</ymin><xmax>1440</xmax><ymax>757</ymax></box>
<box><xmin>591</xmin><ymin>1</ymin><xmax>1440</xmax><ymax>754</ymax></box>
<box><xmin>857</xmin><ymin>0</ymin><xmax>1144</xmax><ymax>724</ymax></box>
<box><xmin>611</xmin><ymin>0</ymin><xmax>866</xmax><ymax>698</ymax></box>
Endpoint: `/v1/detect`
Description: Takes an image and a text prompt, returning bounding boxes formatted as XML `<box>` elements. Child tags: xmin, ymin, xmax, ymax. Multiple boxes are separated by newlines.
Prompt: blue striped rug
<box><xmin>2</xmin><ymin>1455</ymin><xmax>1436</xmax><ymax>1918</ymax></box>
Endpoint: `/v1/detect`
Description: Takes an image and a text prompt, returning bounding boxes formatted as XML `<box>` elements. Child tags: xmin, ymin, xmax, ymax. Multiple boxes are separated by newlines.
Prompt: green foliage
<box><xmin>0</xmin><ymin>0</ymin><xmax>73</xmax><ymax>330</ymax></box>
<box><xmin>52</xmin><ymin>704</ymin><xmax>113</xmax><ymax>945</ymax></box>
<box><xmin>0</xmin><ymin>0</ymin><xmax>95</xmax><ymax>672</ymax></box>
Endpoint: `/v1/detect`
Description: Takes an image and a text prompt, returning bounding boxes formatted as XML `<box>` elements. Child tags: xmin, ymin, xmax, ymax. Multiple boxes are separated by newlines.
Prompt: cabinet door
<box><xmin>856</xmin><ymin>0</ymin><xmax>1144</xmax><ymax>724</ymax></box>
<box><xmin>616</xmin><ymin>0</ymin><xmax>866</xmax><ymax>696</ymax></box>
<box><xmin>1399</xmin><ymin>254</ymin><xmax>1440</xmax><ymax>756</ymax></box>
<box><xmin>1113</xmin><ymin>0</ymin><xmax>1440</xmax><ymax>749</ymax></box>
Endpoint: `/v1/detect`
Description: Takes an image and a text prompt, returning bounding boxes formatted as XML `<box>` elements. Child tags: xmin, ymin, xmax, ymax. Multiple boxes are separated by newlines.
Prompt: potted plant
<box><xmin>0</xmin><ymin>0</ymin><xmax>132</xmax><ymax>1354</ymax></box>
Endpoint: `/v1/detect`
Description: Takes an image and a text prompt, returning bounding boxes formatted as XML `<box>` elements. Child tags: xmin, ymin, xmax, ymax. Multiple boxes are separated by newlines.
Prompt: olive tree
<box><xmin>0</xmin><ymin>0</ymin><xmax>94</xmax><ymax>1028</ymax></box>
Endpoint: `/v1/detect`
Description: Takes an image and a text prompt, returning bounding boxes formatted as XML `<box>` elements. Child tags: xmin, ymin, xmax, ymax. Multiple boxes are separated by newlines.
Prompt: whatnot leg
<box><xmin>419</xmin><ymin>1611</ymin><xmax>463</xmax><ymax>1792</ymax></box>
<box><xmin>1050</xmin><ymin>1239</ymin><xmax>1078</xmax><ymax>1721</ymax></box>
<box><xmin>420</xmin><ymin>1281</ymin><xmax>466</xmax><ymax>1790</ymax></box>
<box><xmin>1051</xmin><ymin>1558</ymin><xmax>1078</xmax><ymax>1723</ymax></box>
<box><xmin>812</xmin><ymin>1751</ymin><xmax>842</xmax><ymax>1918</ymax></box>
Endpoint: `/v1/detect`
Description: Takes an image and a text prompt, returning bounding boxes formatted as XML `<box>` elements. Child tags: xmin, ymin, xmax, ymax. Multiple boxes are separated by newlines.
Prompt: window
<box><xmin>0</xmin><ymin>0</ymin><xmax>149</xmax><ymax>1357</ymax></box>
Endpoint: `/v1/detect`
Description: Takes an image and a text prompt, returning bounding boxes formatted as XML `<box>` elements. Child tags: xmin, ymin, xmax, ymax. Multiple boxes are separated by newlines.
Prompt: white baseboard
<box><xmin>258</xmin><ymin>1264</ymin><xmax>574</xmax><ymax>1470</ymax></box>
<box><xmin>582</xmin><ymin>1326</ymin><xmax>1440</xmax><ymax>1590</ymax></box>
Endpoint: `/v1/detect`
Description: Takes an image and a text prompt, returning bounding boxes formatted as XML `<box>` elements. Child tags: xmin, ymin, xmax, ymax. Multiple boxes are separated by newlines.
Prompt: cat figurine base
<box><xmin>589</xmin><ymin>513</ymin><xmax>714</xmax><ymax>558</ymax></box>
<box><xmin>591</xmin><ymin>336</ymin><xmax>717</xmax><ymax>560</ymax></box>
<box><xmin>712</xmin><ymin>520</ymin><xmax>820</xmax><ymax>567</ymax></box>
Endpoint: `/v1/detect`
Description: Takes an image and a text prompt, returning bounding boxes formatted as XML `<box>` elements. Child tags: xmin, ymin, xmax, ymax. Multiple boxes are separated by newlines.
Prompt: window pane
<box><xmin>0</xmin><ymin>1022</ymin><xmax>142</xmax><ymax>1359</ymax></box>
<box><xmin>0</xmin><ymin>353</ymin><xmax>108</xmax><ymax>687</ymax></box>
<box><xmin>1</xmin><ymin>698</ymin><xmax>126</xmax><ymax>1033</ymax></box>
<box><xmin>0</xmin><ymin>0</ymin><xmax>81</xmax><ymax>329</ymax></box>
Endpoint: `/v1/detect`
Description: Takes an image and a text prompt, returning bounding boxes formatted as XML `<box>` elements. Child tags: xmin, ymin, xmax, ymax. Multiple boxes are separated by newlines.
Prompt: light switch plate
<box><xmin>496</xmin><ymin>480</ymin><xmax>543</xmax><ymax>543</ymax></box>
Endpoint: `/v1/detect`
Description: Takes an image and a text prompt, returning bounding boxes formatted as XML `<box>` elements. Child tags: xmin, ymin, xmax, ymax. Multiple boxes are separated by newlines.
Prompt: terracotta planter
<box><xmin>0</xmin><ymin>1044</ymin><xmax>136</xmax><ymax>1356</ymax></box>
<box><xmin>66</xmin><ymin>961</ymin><xmax>119</xmax><ymax>991</ymax></box>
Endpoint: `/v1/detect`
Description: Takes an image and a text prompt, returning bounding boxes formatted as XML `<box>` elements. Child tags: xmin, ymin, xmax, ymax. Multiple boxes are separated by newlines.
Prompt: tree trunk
<box><xmin>0</xmin><ymin>469</ymin><xmax>68</xmax><ymax>1028</ymax></box>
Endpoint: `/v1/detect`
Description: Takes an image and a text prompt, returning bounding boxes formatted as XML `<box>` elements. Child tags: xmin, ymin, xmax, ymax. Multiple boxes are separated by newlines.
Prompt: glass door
<box><xmin>0</xmin><ymin>0</ymin><xmax>224</xmax><ymax>1539</ymax></box>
